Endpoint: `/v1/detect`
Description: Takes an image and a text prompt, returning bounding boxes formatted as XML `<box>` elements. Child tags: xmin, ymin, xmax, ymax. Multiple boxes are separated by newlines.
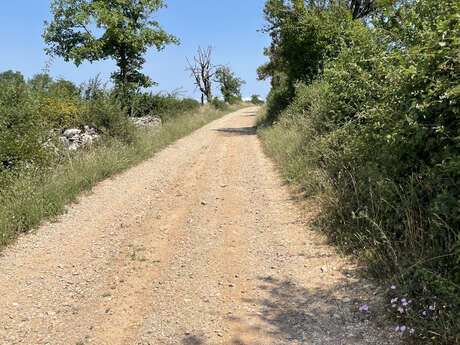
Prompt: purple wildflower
<box><xmin>400</xmin><ymin>326</ymin><xmax>407</xmax><ymax>332</ymax></box>
<box><xmin>392</xmin><ymin>304</ymin><xmax>396</xmax><ymax>308</ymax></box>
<box><xmin>391</xmin><ymin>285</ymin><xmax>396</xmax><ymax>290</ymax></box>
<box><xmin>395</xmin><ymin>326</ymin><xmax>400</xmax><ymax>332</ymax></box>
<box><xmin>391</xmin><ymin>297</ymin><xmax>398</xmax><ymax>303</ymax></box>
<box><xmin>359</xmin><ymin>304</ymin><xmax>369</xmax><ymax>311</ymax></box>
<box><xmin>401</xmin><ymin>298</ymin><xmax>407</xmax><ymax>303</ymax></box>
<box><xmin>410</xmin><ymin>328</ymin><xmax>415</xmax><ymax>334</ymax></box>
<box><xmin>429</xmin><ymin>305</ymin><xmax>434</xmax><ymax>310</ymax></box>
<box><xmin>397</xmin><ymin>306</ymin><xmax>404</xmax><ymax>313</ymax></box>
<box><xmin>422</xmin><ymin>311</ymin><xmax>427</xmax><ymax>316</ymax></box>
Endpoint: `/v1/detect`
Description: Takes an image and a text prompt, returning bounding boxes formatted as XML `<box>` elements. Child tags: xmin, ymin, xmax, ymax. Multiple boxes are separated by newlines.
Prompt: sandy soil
<box><xmin>0</xmin><ymin>107</ymin><xmax>401</xmax><ymax>345</ymax></box>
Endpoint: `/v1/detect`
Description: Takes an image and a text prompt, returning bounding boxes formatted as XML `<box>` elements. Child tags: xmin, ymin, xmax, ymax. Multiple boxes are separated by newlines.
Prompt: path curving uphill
<box><xmin>0</xmin><ymin>107</ymin><xmax>400</xmax><ymax>345</ymax></box>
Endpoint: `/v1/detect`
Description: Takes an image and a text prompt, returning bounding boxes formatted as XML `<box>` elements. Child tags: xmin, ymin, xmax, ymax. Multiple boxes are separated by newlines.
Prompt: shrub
<box><xmin>80</xmin><ymin>95</ymin><xmax>135</xmax><ymax>143</ymax></box>
<box><xmin>250</xmin><ymin>94</ymin><xmax>264</xmax><ymax>105</ymax></box>
<box><xmin>0</xmin><ymin>74</ymin><xmax>49</xmax><ymax>171</ymax></box>
<box><xmin>258</xmin><ymin>0</ymin><xmax>459</xmax><ymax>343</ymax></box>
<box><xmin>211</xmin><ymin>97</ymin><xmax>228</xmax><ymax>110</ymax></box>
<box><xmin>37</xmin><ymin>96</ymin><xmax>82</xmax><ymax>129</ymax></box>
<box><xmin>131</xmin><ymin>92</ymin><xmax>200</xmax><ymax>120</ymax></box>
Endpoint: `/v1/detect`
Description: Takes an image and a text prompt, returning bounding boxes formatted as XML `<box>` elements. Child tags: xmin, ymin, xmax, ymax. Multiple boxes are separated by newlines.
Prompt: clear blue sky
<box><xmin>0</xmin><ymin>1</ymin><xmax>271</xmax><ymax>100</ymax></box>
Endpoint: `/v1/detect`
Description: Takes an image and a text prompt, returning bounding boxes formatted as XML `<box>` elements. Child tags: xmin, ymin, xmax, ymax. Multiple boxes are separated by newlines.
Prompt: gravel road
<box><xmin>0</xmin><ymin>107</ymin><xmax>401</xmax><ymax>345</ymax></box>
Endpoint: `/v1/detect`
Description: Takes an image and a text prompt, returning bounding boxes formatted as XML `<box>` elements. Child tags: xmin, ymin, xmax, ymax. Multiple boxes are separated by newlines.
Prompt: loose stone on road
<box><xmin>0</xmin><ymin>107</ymin><xmax>400</xmax><ymax>345</ymax></box>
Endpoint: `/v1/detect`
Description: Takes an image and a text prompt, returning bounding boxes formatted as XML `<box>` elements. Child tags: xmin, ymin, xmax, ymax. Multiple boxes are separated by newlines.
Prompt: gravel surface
<box><xmin>0</xmin><ymin>107</ymin><xmax>402</xmax><ymax>345</ymax></box>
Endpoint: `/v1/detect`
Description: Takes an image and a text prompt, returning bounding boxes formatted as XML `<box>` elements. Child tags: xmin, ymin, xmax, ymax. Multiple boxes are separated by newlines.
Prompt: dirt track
<box><xmin>0</xmin><ymin>107</ymin><xmax>400</xmax><ymax>345</ymax></box>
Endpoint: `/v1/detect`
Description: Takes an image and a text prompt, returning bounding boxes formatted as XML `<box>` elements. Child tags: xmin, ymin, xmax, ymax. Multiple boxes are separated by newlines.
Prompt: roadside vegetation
<box><xmin>0</xmin><ymin>70</ymin><xmax>242</xmax><ymax>247</ymax></box>
<box><xmin>257</xmin><ymin>0</ymin><xmax>458</xmax><ymax>343</ymax></box>
<box><xmin>0</xmin><ymin>0</ymin><xmax>249</xmax><ymax>248</ymax></box>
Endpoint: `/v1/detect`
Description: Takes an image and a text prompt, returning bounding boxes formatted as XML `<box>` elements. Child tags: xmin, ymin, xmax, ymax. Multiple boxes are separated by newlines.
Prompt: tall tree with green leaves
<box><xmin>215</xmin><ymin>66</ymin><xmax>246</xmax><ymax>104</ymax></box>
<box><xmin>43</xmin><ymin>0</ymin><xmax>179</xmax><ymax>107</ymax></box>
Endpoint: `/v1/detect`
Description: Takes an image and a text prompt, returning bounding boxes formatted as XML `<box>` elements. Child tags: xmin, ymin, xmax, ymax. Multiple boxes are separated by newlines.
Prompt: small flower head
<box><xmin>429</xmin><ymin>305</ymin><xmax>434</xmax><ymax>310</ymax></box>
<box><xmin>395</xmin><ymin>326</ymin><xmax>400</xmax><ymax>332</ymax></box>
<box><xmin>410</xmin><ymin>328</ymin><xmax>415</xmax><ymax>334</ymax></box>
<box><xmin>400</xmin><ymin>325</ymin><xmax>406</xmax><ymax>332</ymax></box>
<box><xmin>397</xmin><ymin>306</ymin><xmax>404</xmax><ymax>313</ymax></box>
<box><xmin>359</xmin><ymin>304</ymin><xmax>369</xmax><ymax>311</ymax></box>
<box><xmin>392</xmin><ymin>304</ymin><xmax>396</xmax><ymax>308</ymax></box>
<box><xmin>391</xmin><ymin>285</ymin><xmax>396</xmax><ymax>290</ymax></box>
<box><xmin>391</xmin><ymin>297</ymin><xmax>398</xmax><ymax>303</ymax></box>
<box><xmin>422</xmin><ymin>311</ymin><xmax>427</xmax><ymax>316</ymax></box>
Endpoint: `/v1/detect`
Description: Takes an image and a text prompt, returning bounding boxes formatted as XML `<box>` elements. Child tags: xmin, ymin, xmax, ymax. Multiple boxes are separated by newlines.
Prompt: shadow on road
<box><xmin>176</xmin><ymin>273</ymin><xmax>390</xmax><ymax>345</ymax></box>
<box><xmin>183</xmin><ymin>335</ymin><xmax>204</xmax><ymax>345</ymax></box>
<box><xmin>225</xmin><ymin>274</ymin><xmax>386</xmax><ymax>345</ymax></box>
<box><xmin>214</xmin><ymin>126</ymin><xmax>256</xmax><ymax>136</ymax></box>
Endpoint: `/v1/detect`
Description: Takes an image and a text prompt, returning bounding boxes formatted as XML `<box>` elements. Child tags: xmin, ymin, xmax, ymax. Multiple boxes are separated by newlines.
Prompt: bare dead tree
<box><xmin>186</xmin><ymin>46</ymin><xmax>217</xmax><ymax>104</ymax></box>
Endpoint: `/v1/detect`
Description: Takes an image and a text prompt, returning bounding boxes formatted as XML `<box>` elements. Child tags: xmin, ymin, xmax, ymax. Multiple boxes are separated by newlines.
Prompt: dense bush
<box><xmin>131</xmin><ymin>91</ymin><xmax>200</xmax><ymax>120</ymax></box>
<box><xmin>211</xmin><ymin>97</ymin><xmax>228</xmax><ymax>111</ymax></box>
<box><xmin>0</xmin><ymin>72</ymin><xmax>49</xmax><ymax>171</ymax></box>
<box><xmin>0</xmin><ymin>72</ymin><xmax>137</xmax><ymax>174</ymax></box>
<box><xmin>258</xmin><ymin>0</ymin><xmax>459</xmax><ymax>343</ymax></box>
<box><xmin>250</xmin><ymin>94</ymin><xmax>264</xmax><ymax>105</ymax></box>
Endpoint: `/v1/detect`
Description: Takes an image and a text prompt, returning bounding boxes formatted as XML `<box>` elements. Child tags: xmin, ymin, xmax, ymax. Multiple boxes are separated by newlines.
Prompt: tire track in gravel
<box><xmin>0</xmin><ymin>107</ymin><xmax>401</xmax><ymax>345</ymax></box>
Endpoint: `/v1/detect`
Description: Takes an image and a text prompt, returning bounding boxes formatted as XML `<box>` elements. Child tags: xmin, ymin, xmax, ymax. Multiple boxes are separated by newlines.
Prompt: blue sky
<box><xmin>0</xmin><ymin>1</ymin><xmax>271</xmax><ymax>99</ymax></box>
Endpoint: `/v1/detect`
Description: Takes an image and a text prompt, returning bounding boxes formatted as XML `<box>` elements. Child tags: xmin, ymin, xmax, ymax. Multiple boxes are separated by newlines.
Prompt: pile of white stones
<box><xmin>58</xmin><ymin>126</ymin><xmax>100</xmax><ymax>151</ymax></box>
<box><xmin>46</xmin><ymin>116</ymin><xmax>161</xmax><ymax>151</ymax></box>
<box><xmin>130</xmin><ymin>116</ymin><xmax>162</xmax><ymax>127</ymax></box>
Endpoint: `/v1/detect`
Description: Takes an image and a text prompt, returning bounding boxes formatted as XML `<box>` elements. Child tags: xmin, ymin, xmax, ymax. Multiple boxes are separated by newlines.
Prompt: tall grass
<box><xmin>257</xmin><ymin>107</ymin><xmax>459</xmax><ymax>344</ymax></box>
<box><xmin>0</xmin><ymin>104</ymin><xmax>243</xmax><ymax>248</ymax></box>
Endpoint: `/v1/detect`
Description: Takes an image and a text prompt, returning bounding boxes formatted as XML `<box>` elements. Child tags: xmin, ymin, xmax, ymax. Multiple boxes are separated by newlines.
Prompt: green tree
<box><xmin>28</xmin><ymin>73</ymin><xmax>54</xmax><ymax>95</ymax></box>
<box><xmin>0</xmin><ymin>70</ymin><xmax>25</xmax><ymax>86</ymax></box>
<box><xmin>215</xmin><ymin>66</ymin><xmax>245</xmax><ymax>104</ymax></box>
<box><xmin>250</xmin><ymin>94</ymin><xmax>264</xmax><ymax>105</ymax></box>
<box><xmin>49</xmin><ymin>79</ymin><xmax>80</xmax><ymax>98</ymax></box>
<box><xmin>43</xmin><ymin>0</ymin><xmax>179</xmax><ymax>107</ymax></box>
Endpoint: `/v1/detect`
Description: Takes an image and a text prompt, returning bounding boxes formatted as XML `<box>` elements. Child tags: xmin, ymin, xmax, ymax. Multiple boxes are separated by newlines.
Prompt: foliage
<box><xmin>0</xmin><ymin>72</ymin><xmax>48</xmax><ymax>171</ymax></box>
<box><xmin>79</xmin><ymin>81</ymin><xmax>135</xmax><ymax>142</ymax></box>
<box><xmin>43</xmin><ymin>0</ymin><xmax>179</xmax><ymax>106</ymax></box>
<box><xmin>0</xmin><ymin>70</ymin><xmax>26</xmax><ymax>85</ymax></box>
<box><xmin>28</xmin><ymin>73</ymin><xmax>54</xmax><ymax>96</ymax></box>
<box><xmin>37</xmin><ymin>96</ymin><xmax>82</xmax><ymax>129</ymax></box>
<box><xmin>214</xmin><ymin>66</ymin><xmax>246</xmax><ymax>104</ymax></box>
<box><xmin>250</xmin><ymin>94</ymin><xmax>264</xmax><ymax>105</ymax></box>
<box><xmin>211</xmin><ymin>97</ymin><xmax>228</xmax><ymax>111</ymax></box>
<box><xmin>131</xmin><ymin>91</ymin><xmax>200</xmax><ymax>120</ymax></box>
<box><xmin>258</xmin><ymin>0</ymin><xmax>459</xmax><ymax>343</ymax></box>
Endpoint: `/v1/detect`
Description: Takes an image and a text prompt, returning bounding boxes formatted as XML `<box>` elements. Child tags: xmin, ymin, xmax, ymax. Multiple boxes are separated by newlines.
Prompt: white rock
<box><xmin>58</xmin><ymin>136</ymin><xmax>69</xmax><ymax>144</ymax></box>
<box><xmin>63</xmin><ymin>128</ymin><xmax>82</xmax><ymax>138</ymax></box>
<box><xmin>81</xmin><ymin>134</ymin><xmax>93</xmax><ymax>144</ymax></box>
<box><xmin>69</xmin><ymin>143</ymin><xmax>79</xmax><ymax>151</ymax></box>
<box><xmin>130</xmin><ymin>116</ymin><xmax>162</xmax><ymax>127</ymax></box>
